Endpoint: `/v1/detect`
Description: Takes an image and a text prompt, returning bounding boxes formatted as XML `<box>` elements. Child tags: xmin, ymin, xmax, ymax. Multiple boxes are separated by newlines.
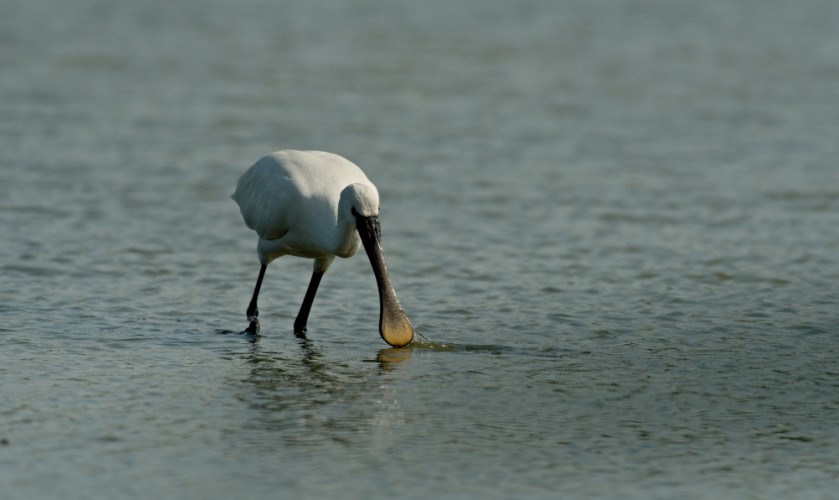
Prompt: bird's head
<box><xmin>341</xmin><ymin>183</ymin><xmax>380</xmax><ymax>222</ymax></box>
<box><xmin>343</xmin><ymin>182</ymin><xmax>414</xmax><ymax>348</ymax></box>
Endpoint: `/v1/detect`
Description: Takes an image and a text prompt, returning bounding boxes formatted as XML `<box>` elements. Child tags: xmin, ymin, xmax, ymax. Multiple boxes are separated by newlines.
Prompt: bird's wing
<box><xmin>232</xmin><ymin>158</ymin><xmax>295</xmax><ymax>240</ymax></box>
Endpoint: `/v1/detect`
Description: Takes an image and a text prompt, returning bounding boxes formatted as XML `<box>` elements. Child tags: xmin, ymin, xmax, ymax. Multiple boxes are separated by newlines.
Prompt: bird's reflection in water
<box><xmin>376</xmin><ymin>347</ymin><xmax>413</xmax><ymax>373</ymax></box>
<box><xmin>235</xmin><ymin>336</ymin><xmax>412</xmax><ymax>447</ymax></box>
<box><xmin>369</xmin><ymin>348</ymin><xmax>412</xmax><ymax>446</ymax></box>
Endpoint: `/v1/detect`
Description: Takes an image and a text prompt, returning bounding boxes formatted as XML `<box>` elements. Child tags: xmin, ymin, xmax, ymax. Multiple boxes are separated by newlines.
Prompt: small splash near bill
<box><xmin>408</xmin><ymin>331</ymin><xmax>457</xmax><ymax>350</ymax></box>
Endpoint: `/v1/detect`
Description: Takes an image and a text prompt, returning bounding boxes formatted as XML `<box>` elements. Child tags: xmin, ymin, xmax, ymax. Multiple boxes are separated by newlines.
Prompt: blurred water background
<box><xmin>2</xmin><ymin>0</ymin><xmax>839</xmax><ymax>498</ymax></box>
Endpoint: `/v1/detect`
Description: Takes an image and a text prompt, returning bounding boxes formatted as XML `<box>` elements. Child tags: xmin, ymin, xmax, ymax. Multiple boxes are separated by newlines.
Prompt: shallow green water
<box><xmin>2</xmin><ymin>0</ymin><xmax>839</xmax><ymax>498</ymax></box>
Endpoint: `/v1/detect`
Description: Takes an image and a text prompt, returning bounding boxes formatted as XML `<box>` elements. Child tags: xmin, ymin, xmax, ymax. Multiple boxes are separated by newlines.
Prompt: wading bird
<box><xmin>231</xmin><ymin>150</ymin><xmax>414</xmax><ymax>347</ymax></box>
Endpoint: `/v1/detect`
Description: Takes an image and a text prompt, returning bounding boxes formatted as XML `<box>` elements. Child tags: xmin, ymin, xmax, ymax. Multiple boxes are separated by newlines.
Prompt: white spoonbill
<box><xmin>231</xmin><ymin>150</ymin><xmax>414</xmax><ymax>347</ymax></box>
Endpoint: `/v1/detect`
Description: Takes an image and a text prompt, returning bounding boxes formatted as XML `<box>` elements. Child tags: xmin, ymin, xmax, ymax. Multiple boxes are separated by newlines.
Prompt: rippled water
<box><xmin>2</xmin><ymin>0</ymin><xmax>839</xmax><ymax>497</ymax></box>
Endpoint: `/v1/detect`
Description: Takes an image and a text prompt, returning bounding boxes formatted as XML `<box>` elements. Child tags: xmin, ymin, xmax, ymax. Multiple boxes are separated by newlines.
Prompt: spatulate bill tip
<box><xmin>380</xmin><ymin>310</ymin><xmax>414</xmax><ymax>348</ymax></box>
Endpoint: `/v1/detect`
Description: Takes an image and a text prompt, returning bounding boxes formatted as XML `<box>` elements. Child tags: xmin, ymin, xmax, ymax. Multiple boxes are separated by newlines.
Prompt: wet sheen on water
<box><xmin>2</xmin><ymin>0</ymin><xmax>839</xmax><ymax>498</ymax></box>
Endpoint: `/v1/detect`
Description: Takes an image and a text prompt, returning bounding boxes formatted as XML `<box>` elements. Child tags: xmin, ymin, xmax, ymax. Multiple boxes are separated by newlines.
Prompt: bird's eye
<box><xmin>351</xmin><ymin>207</ymin><xmax>359</xmax><ymax>217</ymax></box>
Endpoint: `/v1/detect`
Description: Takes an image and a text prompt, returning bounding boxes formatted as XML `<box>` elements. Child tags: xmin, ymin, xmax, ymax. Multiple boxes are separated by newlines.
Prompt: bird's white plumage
<box><xmin>232</xmin><ymin>149</ymin><xmax>413</xmax><ymax>347</ymax></box>
<box><xmin>232</xmin><ymin>150</ymin><xmax>379</xmax><ymax>268</ymax></box>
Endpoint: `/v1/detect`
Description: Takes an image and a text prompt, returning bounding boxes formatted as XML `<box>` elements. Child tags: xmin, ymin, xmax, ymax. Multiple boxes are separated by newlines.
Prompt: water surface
<box><xmin>2</xmin><ymin>0</ymin><xmax>839</xmax><ymax>498</ymax></box>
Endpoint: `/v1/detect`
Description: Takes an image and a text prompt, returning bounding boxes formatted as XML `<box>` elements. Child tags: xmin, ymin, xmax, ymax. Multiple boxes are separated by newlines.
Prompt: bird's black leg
<box><xmin>293</xmin><ymin>271</ymin><xmax>324</xmax><ymax>338</ymax></box>
<box><xmin>244</xmin><ymin>264</ymin><xmax>267</xmax><ymax>334</ymax></box>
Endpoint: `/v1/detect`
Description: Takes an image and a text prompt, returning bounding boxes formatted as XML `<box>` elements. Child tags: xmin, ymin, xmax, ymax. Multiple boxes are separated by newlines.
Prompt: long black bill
<box><xmin>355</xmin><ymin>214</ymin><xmax>414</xmax><ymax>347</ymax></box>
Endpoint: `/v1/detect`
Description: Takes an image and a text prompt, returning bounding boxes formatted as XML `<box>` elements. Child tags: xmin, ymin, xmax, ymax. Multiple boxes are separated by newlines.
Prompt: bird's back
<box><xmin>232</xmin><ymin>150</ymin><xmax>373</xmax><ymax>242</ymax></box>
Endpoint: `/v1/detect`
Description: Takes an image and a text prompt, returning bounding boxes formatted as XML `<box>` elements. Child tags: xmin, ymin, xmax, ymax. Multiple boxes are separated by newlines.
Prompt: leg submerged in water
<box><xmin>243</xmin><ymin>264</ymin><xmax>267</xmax><ymax>335</ymax></box>
<box><xmin>293</xmin><ymin>270</ymin><xmax>324</xmax><ymax>337</ymax></box>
